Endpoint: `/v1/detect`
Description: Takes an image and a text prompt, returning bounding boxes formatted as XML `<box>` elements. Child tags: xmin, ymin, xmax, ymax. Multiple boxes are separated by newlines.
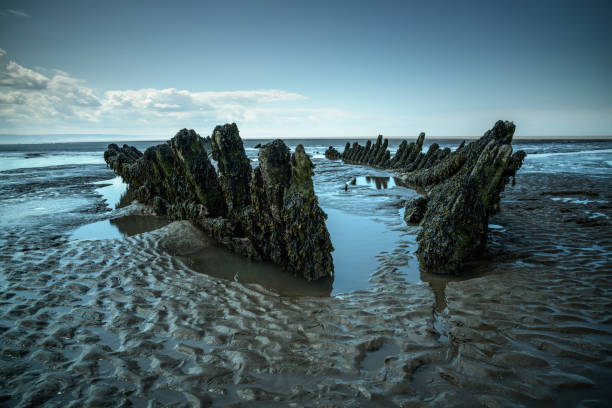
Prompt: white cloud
<box><xmin>93</xmin><ymin>88</ymin><xmax>310</xmax><ymax>133</ymax></box>
<box><xmin>0</xmin><ymin>49</ymin><xmax>337</xmax><ymax>136</ymax></box>
<box><xmin>3</xmin><ymin>48</ymin><xmax>610</xmax><ymax>138</ymax></box>
<box><xmin>0</xmin><ymin>50</ymin><xmax>49</xmax><ymax>89</ymax></box>
<box><xmin>0</xmin><ymin>50</ymin><xmax>102</xmax><ymax>127</ymax></box>
<box><xmin>101</xmin><ymin>88</ymin><xmax>304</xmax><ymax>116</ymax></box>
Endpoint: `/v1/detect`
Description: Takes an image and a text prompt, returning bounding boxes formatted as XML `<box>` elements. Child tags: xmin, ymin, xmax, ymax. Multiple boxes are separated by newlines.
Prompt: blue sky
<box><xmin>1</xmin><ymin>0</ymin><xmax>611</xmax><ymax>139</ymax></box>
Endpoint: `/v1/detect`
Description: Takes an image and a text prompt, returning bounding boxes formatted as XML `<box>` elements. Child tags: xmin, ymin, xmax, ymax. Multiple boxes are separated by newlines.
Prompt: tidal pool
<box><xmin>73</xmin><ymin>170</ymin><xmax>418</xmax><ymax>296</ymax></box>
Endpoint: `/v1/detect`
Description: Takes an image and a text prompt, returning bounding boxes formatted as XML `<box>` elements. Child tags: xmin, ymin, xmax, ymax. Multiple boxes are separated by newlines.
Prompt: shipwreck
<box><xmin>325</xmin><ymin>120</ymin><xmax>526</xmax><ymax>274</ymax></box>
<box><xmin>105</xmin><ymin>124</ymin><xmax>334</xmax><ymax>281</ymax></box>
<box><xmin>105</xmin><ymin>120</ymin><xmax>524</xmax><ymax>279</ymax></box>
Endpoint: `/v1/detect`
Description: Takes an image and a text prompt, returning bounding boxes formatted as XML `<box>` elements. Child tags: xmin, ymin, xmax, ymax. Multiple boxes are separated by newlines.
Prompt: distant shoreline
<box><xmin>0</xmin><ymin>135</ymin><xmax>611</xmax><ymax>145</ymax></box>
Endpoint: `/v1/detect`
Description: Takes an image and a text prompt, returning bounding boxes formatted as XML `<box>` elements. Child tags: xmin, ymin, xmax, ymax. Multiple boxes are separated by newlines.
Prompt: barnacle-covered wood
<box><xmin>105</xmin><ymin>129</ymin><xmax>227</xmax><ymax>218</ymax></box>
<box><xmin>406</xmin><ymin>121</ymin><xmax>524</xmax><ymax>274</ymax></box>
<box><xmin>324</xmin><ymin>120</ymin><xmax>526</xmax><ymax>275</ymax></box>
<box><xmin>105</xmin><ymin>125</ymin><xmax>334</xmax><ymax>281</ymax></box>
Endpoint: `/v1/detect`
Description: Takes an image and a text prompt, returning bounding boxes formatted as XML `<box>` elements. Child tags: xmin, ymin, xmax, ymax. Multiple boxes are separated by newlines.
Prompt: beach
<box><xmin>0</xmin><ymin>139</ymin><xmax>611</xmax><ymax>407</ymax></box>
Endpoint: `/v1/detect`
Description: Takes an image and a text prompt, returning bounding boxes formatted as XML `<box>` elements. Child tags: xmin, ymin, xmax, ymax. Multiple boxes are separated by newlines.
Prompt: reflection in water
<box><xmin>349</xmin><ymin>175</ymin><xmax>406</xmax><ymax>190</ymax></box>
<box><xmin>95</xmin><ymin>176</ymin><xmax>141</xmax><ymax>210</ymax></box>
<box><xmin>72</xmin><ymin>177</ymin><xmax>168</xmax><ymax>241</ymax></box>
<box><xmin>183</xmin><ymin>246</ymin><xmax>333</xmax><ymax>297</ymax></box>
<box><xmin>70</xmin><ymin>215</ymin><xmax>170</xmax><ymax>241</ymax></box>
<box><xmin>325</xmin><ymin>207</ymin><xmax>418</xmax><ymax>294</ymax></box>
<box><xmin>70</xmin><ymin>219</ymin><xmax>124</xmax><ymax>240</ymax></box>
<box><xmin>425</xmin><ymin>278</ymin><xmax>448</xmax><ymax>312</ymax></box>
<box><xmin>118</xmin><ymin>185</ymin><xmax>141</xmax><ymax>208</ymax></box>
<box><xmin>94</xmin><ymin>176</ymin><xmax>128</xmax><ymax>209</ymax></box>
<box><xmin>421</xmin><ymin>265</ymin><xmax>492</xmax><ymax>313</ymax></box>
<box><xmin>111</xmin><ymin>215</ymin><xmax>170</xmax><ymax>236</ymax></box>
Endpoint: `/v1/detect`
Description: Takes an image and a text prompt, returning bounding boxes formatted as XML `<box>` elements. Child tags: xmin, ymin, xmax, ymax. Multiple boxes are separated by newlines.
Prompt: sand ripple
<box><xmin>1</xmin><ymin>172</ymin><xmax>611</xmax><ymax>407</ymax></box>
<box><xmin>1</xmin><ymin>220</ymin><xmax>440</xmax><ymax>407</ymax></box>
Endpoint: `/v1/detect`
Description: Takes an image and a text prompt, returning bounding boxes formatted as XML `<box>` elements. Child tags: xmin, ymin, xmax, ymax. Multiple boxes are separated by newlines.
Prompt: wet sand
<box><xmin>1</xmin><ymin>169</ymin><xmax>611</xmax><ymax>406</ymax></box>
<box><xmin>421</xmin><ymin>172</ymin><xmax>612</xmax><ymax>407</ymax></box>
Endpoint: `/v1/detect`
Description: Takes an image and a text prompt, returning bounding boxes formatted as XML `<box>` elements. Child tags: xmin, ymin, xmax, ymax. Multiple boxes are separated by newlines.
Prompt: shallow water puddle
<box><xmin>71</xmin><ymin>177</ymin><xmax>170</xmax><ymax>240</ymax></box>
<box><xmin>183</xmin><ymin>246</ymin><xmax>333</xmax><ymax>297</ymax></box>
<box><xmin>164</xmin><ymin>204</ymin><xmax>418</xmax><ymax>297</ymax></box>
<box><xmin>70</xmin><ymin>215</ymin><xmax>170</xmax><ymax>240</ymax></box>
<box><xmin>71</xmin><ymin>219</ymin><xmax>124</xmax><ymax>240</ymax></box>
<box><xmin>180</xmin><ymin>206</ymin><xmax>415</xmax><ymax>297</ymax></box>
<box><xmin>325</xmin><ymin>207</ymin><xmax>416</xmax><ymax>294</ymax></box>
<box><xmin>72</xmin><ymin>175</ymin><xmax>416</xmax><ymax>296</ymax></box>
<box><xmin>93</xmin><ymin>176</ymin><xmax>128</xmax><ymax>209</ymax></box>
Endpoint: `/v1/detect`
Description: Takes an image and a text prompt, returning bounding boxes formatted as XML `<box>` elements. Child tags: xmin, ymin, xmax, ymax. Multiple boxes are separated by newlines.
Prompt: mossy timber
<box><xmin>105</xmin><ymin>125</ymin><xmax>334</xmax><ymax>281</ymax></box>
<box><xmin>324</xmin><ymin>120</ymin><xmax>526</xmax><ymax>275</ymax></box>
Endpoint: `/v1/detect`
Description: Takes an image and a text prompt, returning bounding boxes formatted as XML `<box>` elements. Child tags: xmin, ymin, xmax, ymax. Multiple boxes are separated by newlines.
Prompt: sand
<box><xmin>0</xmin><ymin>172</ymin><xmax>611</xmax><ymax>407</ymax></box>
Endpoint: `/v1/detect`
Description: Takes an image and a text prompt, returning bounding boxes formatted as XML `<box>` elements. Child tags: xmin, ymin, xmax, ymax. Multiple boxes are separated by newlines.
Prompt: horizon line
<box><xmin>1</xmin><ymin>135</ymin><xmax>611</xmax><ymax>145</ymax></box>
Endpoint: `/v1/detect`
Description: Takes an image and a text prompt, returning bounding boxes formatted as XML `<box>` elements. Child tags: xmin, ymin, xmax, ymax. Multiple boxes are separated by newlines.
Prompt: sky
<box><xmin>0</xmin><ymin>0</ymin><xmax>611</xmax><ymax>140</ymax></box>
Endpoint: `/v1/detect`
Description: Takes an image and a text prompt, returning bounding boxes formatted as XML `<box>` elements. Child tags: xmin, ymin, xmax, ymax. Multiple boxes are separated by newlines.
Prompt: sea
<box><xmin>0</xmin><ymin>137</ymin><xmax>611</xmax><ymax>407</ymax></box>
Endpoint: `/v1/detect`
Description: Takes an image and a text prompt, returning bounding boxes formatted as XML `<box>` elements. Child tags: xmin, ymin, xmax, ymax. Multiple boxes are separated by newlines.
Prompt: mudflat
<box><xmin>0</xmin><ymin>140</ymin><xmax>611</xmax><ymax>406</ymax></box>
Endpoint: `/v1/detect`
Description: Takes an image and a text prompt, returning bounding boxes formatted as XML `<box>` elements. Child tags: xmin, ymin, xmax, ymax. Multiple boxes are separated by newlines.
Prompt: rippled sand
<box><xmin>1</xmin><ymin>171</ymin><xmax>611</xmax><ymax>407</ymax></box>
